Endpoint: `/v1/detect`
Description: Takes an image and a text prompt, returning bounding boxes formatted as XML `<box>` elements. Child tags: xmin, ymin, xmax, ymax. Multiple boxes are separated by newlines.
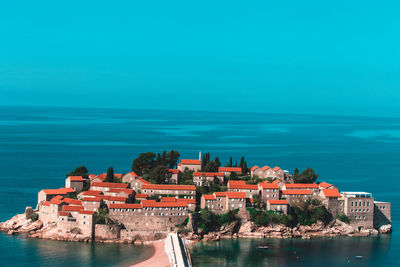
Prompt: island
<box><xmin>0</xmin><ymin>151</ymin><xmax>392</xmax><ymax>266</ymax></box>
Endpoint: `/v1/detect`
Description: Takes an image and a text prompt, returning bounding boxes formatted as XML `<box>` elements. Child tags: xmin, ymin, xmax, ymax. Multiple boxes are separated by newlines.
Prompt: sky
<box><xmin>0</xmin><ymin>1</ymin><xmax>399</xmax><ymax>116</ymax></box>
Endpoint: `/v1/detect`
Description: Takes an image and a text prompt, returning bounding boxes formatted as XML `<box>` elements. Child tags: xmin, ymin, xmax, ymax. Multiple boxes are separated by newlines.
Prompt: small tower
<box><xmin>199</xmin><ymin>151</ymin><xmax>202</xmax><ymax>161</ymax></box>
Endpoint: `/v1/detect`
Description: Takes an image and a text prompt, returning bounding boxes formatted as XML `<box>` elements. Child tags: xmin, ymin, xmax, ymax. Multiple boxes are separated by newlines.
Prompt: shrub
<box><xmin>31</xmin><ymin>213</ymin><xmax>39</xmax><ymax>222</ymax></box>
<box><xmin>71</xmin><ymin>227</ymin><xmax>82</xmax><ymax>234</ymax></box>
<box><xmin>337</xmin><ymin>213</ymin><xmax>350</xmax><ymax>223</ymax></box>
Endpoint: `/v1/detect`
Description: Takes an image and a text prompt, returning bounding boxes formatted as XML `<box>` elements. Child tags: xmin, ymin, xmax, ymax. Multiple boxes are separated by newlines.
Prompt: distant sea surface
<box><xmin>0</xmin><ymin>106</ymin><xmax>398</xmax><ymax>266</ymax></box>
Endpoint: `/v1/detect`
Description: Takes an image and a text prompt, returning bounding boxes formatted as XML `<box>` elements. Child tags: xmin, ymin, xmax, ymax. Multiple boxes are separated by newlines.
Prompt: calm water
<box><xmin>0</xmin><ymin>106</ymin><xmax>399</xmax><ymax>266</ymax></box>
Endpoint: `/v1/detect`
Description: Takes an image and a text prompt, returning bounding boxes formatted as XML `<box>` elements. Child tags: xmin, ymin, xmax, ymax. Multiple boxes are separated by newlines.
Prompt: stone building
<box><xmin>226</xmin><ymin>192</ymin><xmax>246</xmax><ymax>210</ymax></box>
<box><xmin>177</xmin><ymin>159</ymin><xmax>201</xmax><ymax>172</ymax></box>
<box><xmin>267</xmin><ymin>199</ymin><xmax>288</xmax><ymax>215</ymax></box>
<box><xmin>341</xmin><ymin>192</ymin><xmax>374</xmax><ymax>229</ymax></box>
<box><xmin>283</xmin><ymin>184</ymin><xmax>320</xmax><ymax>196</ymax></box>
<box><xmin>65</xmin><ymin>176</ymin><xmax>84</xmax><ymax>193</ymax></box>
<box><xmin>168</xmin><ymin>169</ymin><xmax>180</xmax><ymax>184</ymax></box>
<box><xmin>218</xmin><ymin>167</ymin><xmax>242</xmax><ymax>176</ymax></box>
<box><xmin>193</xmin><ymin>172</ymin><xmax>224</xmax><ymax>186</ymax></box>
<box><xmin>373</xmin><ymin>201</ymin><xmax>391</xmax><ymax>228</ymax></box>
<box><xmin>122</xmin><ymin>171</ymin><xmax>139</xmax><ymax>184</ymax></box>
<box><xmin>251</xmin><ymin>166</ymin><xmax>284</xmax><ymax>180</ymax></box>
<box><xmin>141</xmin><ymin>184</ymin><xmax>196</xmax><ymax>199</ymax></box>
<box><xmin>130</xmin><ymin>177</ymin><xmax>151</xmax><ymax>192</ymax></box>
<box><xmin>227</xmin><ymin>180</ymin><xmax>258</xmax><ymax>198</ymax></box>
<box><xmin>90</xmin><ymin>182</ymin><xmax>129</xmax><ymax>193</ymax></box>
<box><xmin>82</xmin><ymin>197</ymin><xmax>102</xmax><ymax>212</ymax></box>
<box><xmin>281</xmin><ymin>189</ymin><xmax>313</xmax><ymax>205</ymax></box>
<box><xmin>258</xmin><ymin>182</ymin><xmax>280</xmax><ymax>203</ymax></box>
<box><xmin>58</xmin><ymin>209</ymin><xmax>95</xmax><ymax>237</ymax></box>
<box><xmin>38</xmin><ymin>188</ymin><xmax>75</xmax><ymax>204</ymax></box>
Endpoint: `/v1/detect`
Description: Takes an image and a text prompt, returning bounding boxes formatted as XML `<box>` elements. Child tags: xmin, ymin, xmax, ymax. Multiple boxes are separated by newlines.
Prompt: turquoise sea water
<box><xmin>0</xmin><ymin>106</ymin><xmax>399</xmax><ymax>266</ymax></box>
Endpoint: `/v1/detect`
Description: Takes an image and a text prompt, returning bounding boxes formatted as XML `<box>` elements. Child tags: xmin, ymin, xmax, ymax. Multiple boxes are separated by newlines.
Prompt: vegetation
<box><xmin>131</xmin><ymin>150</ymin><xmax>181</xmax><ymax>176</ymax></box>
<box><xmin>66</xmin><ymin>166</ymin><xmax>89</xmax><ymax>178</ymax></box>
<box><xmin>31</xmin><ymin>213</ymin><xmax>39</xmax><ymax>222</ymax></box>
<box><xmin>180</xmin><ymin>168</ymin><xmax>194</xmax><ymax>185</ymax></box>
<box><xmin>196</xmin><ymin>208</ymin><xmax>239</xmax><ymax>233</ymax></box>
<box><xmin>292</xmin><ymin>167</ymin><xmax>319</xmax><ymax>183</ymax></box>
<box><xmin>94</xmin><ymin>206</ymin><xmax>115</xmax><ymax>225</ymax></box>
<box><xmin>291</xmin><ymin>199</ymin><xmax>333</xmax><ymax>226</ymax></box>
<box><xmin>71</xmin><ymin>227</ymin><xmax>82</xmax><ymax>234</ymax></box>
<box><xmin>201</xmin><ymin>153</ymin><xmax>221</xmax><ymax>172</ymax></box>
<box><xmin>176</xmin><ymin>216</ymin><xmax>190</xmax><ymax>228</ymax></box>
<box><xmin>337</xmin><ymin>213</ymin><xmax>350</xmax><ymax>223</ymax></box>
<box><xmin>105</xmin><ymin>166</ymin><xmax>114</xmax><ymax>182</ymax></box>
<box><xmin>148</xmin><ymin>165</ymin><xmax>169</xmax><ymax>184</ymax></box>
<box><xmin>247</xmin><ymin>208</ymin><xmax>292</xmax><ymax>226</ymax></box>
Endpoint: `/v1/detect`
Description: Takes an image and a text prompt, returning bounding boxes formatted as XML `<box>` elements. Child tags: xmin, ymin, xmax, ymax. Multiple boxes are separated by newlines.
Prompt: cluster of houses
<box><xmin>36</xmin><ymin>155</ymin><xmax>392</xmax><ymax>238</ymax></box>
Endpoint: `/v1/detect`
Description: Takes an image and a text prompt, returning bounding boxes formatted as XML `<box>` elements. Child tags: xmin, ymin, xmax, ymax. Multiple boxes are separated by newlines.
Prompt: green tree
<box><xmin>166</xmin><ymin>150</ymin><xmax>180</xmax><ymax>169</ymax></box>
<box><xmin>66</xmin><ymin>166</ymin><xmax>89</xmax><ymax>178</ymax></box>
<box><xmin>149</xmin><ymin>165</ymin><xmax>169</xmax><ymax>184</ymax></box>
<box><xmin>105</xmin><ymin>167</ymin><xmax>114</xmax><ymax>182</ymax></box>
<box><xmin>180</xmin><ymin>168</ymin><xmax>194</xmax><ymax>184</ymax></box>
<box><xmin>131</xmin><ymin>152</ymin><xmax>156</xmax><ymax>175</ymax></box>
<box><xmin>293</xmin><ymin>167</ymin><xmax>319</xmax><ymax>183</ymax></box>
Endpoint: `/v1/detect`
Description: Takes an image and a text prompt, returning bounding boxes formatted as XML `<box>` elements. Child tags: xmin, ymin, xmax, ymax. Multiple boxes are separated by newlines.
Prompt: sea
<box><xmin>0</xmin><ymin>106</ymin><xmax>398</xmax><ymax>267</ymax></box>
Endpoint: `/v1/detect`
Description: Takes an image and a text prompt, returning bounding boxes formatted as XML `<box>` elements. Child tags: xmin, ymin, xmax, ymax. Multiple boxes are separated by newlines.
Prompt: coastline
<box><xmin>130</xmin><ymin>240</ymin><xmax>170</xmax><ymax>267</ymax></box>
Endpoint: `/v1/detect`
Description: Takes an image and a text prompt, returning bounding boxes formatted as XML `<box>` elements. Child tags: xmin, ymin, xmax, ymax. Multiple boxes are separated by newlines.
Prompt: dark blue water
<box><xmin>0</xmin><ymin>106</ymin><xmax>398</xmax><ymax>266</ymax></box>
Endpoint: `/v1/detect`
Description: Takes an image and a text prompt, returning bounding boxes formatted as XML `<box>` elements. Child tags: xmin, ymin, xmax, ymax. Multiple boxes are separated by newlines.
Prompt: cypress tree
<box><xmin>105</xmin><ymin>167</ymin><xmax>114</xmax><ymax>182</ymax></box>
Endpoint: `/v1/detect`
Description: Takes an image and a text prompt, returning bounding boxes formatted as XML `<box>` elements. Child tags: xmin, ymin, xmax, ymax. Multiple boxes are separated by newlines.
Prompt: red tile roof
<box><xmin>82</xmin><ymin>197</ymin><xmax>102</xmax><ymax>202</ymax></box>
<box><xmin>79</xmin><ymin>210</ymin><xmax>95</xmax><ymax>215</ymax></box>
<box><xmin>227</xmin><ymin>180</ymin><xmax>246</xmax><ymax>186</ymax></box>
<box><xmin>91</xmin><ymin>182</ymin><xmax>129</xmax><ymax>189</ymax></box>
<box><xmin>137</xmin><ymin>178</ymin><xmax>151</xmax><ymax>184</ymax></box>
<box><xmin>322</xmin><ymin>189</ymin><xmax>342</xmax><ymax>198</ymax></box>
<box><xmin>108</xmin><ymin>196</ymin><xmax>127</xmax><ymax>202</ymax></box>
<box><xmin>319</xmin><ymin>182</ymin><xmax>333</xmax><ymax>188</ymax></box>
<box><xmin>282</xmin><ymin>190</ymin><xmax>312</xmax><ymax>195</ymax></box>
<box><xmin>63</xmin><ymin>198</ymin><xmax>82</xmax><ymax>205</ymax></box>
<box><xmin>273</xmin><ymin>166</ymin><xmax>281</xmax><ymax>171</ymax></box>
<box><xmin>258</xmin><ymin>182</ymin><xmax>280</xmax><ymax>189</ymax></box>
<box><xmin>176</xmin><ymin>198</ymin><xmax>196</xmax><ymax>204</ymax></box>
<box><xmin>272</xmin><ymin>180</ymin><xmax>280</xmax><ymax>184</ymax></box>
<box><xmin>42</xmin><ymin>188</ymin><xmax>74</xmax><ymax>195</ymax></box>
<box><xmin>250</xmin><ymin>166</ymin><xmax>259</xmax><ymax>171</ymax></box>
<box><xmin>214</xmin><ymin>192</ymin><xmax>227</xmax><ymax>197</ymax></box>
<box><xmin>59</xmin><ymin>211</ymin><xmax>69</xmax><ymax>216</ymax></box>
<box><xmin>82</xmin><ymin>190</ymin><xmax>103</xmax><ymax>196</ymax></box>
<box><xmin>50</xmin><ymin>196</ymin><xmax>65</xmax><ymax>205</ymax></box>
<box><xmin>110</xmin><ymin>203</ymin><xmax>142</xmax><ymax>209</ymax></box>
<box><xmin>229</xmin><ymin>184</ymin><xmax>258</xmax><ymax>190</ymax></box>
<box><xmin>95</xmin><ymin>173</ymin><xmax>107</xmax><ymax>181</ymax></box>
<box><xmin>135</xmin><ymin>193</ymin><xmax>148</xmax><ymax>199</ymax></box>
<box><xmin>261</xmin><ymin>166</ymin><xmax>271</xmax><ymax>171</ymax></box>
<box><xmin>88</xmin><ymin>174</ymin><xmax>97</xmax><ymax>179</ymax></box>
<box><xmin>285</xmin><ymin>184</ymin><xmax>319</xmax><ymax>189</ymax></box>
<box><xmin>161</xmin><ymin>197</ymin><xmax>177</xmax><ymax>202</ymax></box>
<box><xmin>141</xmin><ymin>200</ymin><xmax>157</xmax><ymax>205</ymax></box>
<box><xmin>168</xmin><ymin>169</ymin><xmax>180</xmax><ymax>174</ymax></box>
<box><xmin>180</xmin><ymin>159</ymin><xmax>201</xmax><ymax>165</ymax></box>
<box><xmin>68</xmin><ymin>176</ymin><xmax>84</xmax><ymax>181</ymax></box>
<box><xmin>41</xmin><ymin>201</ymin><xmax>50</xmax><ymax>206</ymax></box>
<box><xmin>62</xmin><ymin>205</ymin><xmax>83</xmax><ymax>212</ymax></box>
<box><xmin>193</xmin><ymin>172</ymin><xmax>217</xmax><ymax>177</ymax></box>
<box><xmin>226</xmin><ymin>192</ymin><xmax>246</xmax><ymax>199</ymax></box>
<box><xmin>219</xmin><ymin>167</ymin><xmax>242</xmax><ymax>172</ymax></box>
<box><xmin>109</xmin><ymin>188</ymin><xmax>134</xmax><ymax>195</ymax></box>
<box><xmin>141</xmin><ymin>201</ymin><xmax>188</xmax><ymax>208</ymax></box>
<box><xmin>268</xmin><ymin>200</ymin><xmax>288</xmax><ymax>205</ymax></box>
<box><xmin>203</xmin><ymin>194</ymin><xmax>216</xmax><ymax>200</ymax></box>
<box><xmin>142</xmin><ymin>184</ymin><xmax>196</xmax><ymax>191</ymax></box>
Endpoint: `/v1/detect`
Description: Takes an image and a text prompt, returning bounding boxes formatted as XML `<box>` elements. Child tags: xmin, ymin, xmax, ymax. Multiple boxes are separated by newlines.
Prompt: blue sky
<box><xmin>1</xmin><ymin>1</ymin><xmax>399</xmax><ymax>116</ymax></box>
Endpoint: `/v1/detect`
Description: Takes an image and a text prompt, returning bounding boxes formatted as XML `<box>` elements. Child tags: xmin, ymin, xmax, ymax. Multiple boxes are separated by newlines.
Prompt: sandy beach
<box><xmin>131</xmin><ymin>240</ymin><xmax>170</xmax><ymax>267</ymax></box>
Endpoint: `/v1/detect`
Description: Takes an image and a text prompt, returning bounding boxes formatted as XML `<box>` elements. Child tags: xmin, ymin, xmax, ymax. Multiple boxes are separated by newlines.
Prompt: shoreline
<box><xmin>130</xmin><ymin>239</ymin><xmax>170</xmax><ymax>267</ymax></box>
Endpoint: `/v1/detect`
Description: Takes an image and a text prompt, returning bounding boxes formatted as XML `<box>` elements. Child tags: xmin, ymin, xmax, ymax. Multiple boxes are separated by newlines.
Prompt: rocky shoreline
<box><xmin>1</xmin><ymin>213</ymin><xmax>392</xmax><ymax>244</ymax></box>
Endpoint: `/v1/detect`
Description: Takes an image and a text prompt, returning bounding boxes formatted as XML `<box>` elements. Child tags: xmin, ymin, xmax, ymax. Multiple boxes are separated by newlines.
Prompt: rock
<box><xmin>379</xmin><ymin>224</ymin><xmax>392</xmax><ymax>234</ymax></box>
<box><xmin>8</xmin><ymin>230</ymin><xmax>15</xmax><ymax>235</ymax></box>
<box><xmin>238</xmin><ymin>221</ymin><xmax>255</xmax><ymax>234</ymax></box>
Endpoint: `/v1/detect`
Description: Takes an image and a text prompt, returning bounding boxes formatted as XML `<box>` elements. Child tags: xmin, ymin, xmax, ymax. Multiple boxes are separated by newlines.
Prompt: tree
<box><xmin>131</xmin><ymin>152</ymin><xmax>156</xmax><ymax>175</ymax></box>
<box><xmin>149</xmin><ymin>165</ymin><xmax>169</xmax><ymax>184</ymax></box>
<box><xmin>180</xmin><ymin>168</ymin><xmax>194</xmax><ymax>185</ymax></box>
<box><xmin>166</xmin><ymin>150</ymin><xmax>180</xmax><ymax>169</ymax></box>
<box><xmin>161</xmin><ymin>151</ymin><xmax>167</xmax><ymax>166</ymax></box>
<box><xmin>293</xmin><ymin>167</ymin><xmax>319</xmax><ymax>183</ymax></box>
<box><xmin>66</xmin><ymin>166</ymin><xmax>89</xmax><ymax>178</ymax></box>
<box><xmin>105</xmin><ymin>167</ymin><xmax>114</xmax><ymax>182</ymax></box>
<box><xmin>293</xmin><ymin>168</ymin><xmax>299</xmax><ymax>181</ymax></box>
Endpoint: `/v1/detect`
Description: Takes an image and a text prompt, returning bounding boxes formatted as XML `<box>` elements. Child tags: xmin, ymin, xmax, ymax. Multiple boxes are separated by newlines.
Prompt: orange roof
<box><xmin>82</xmin><ymin>197</ymin><xmax>102</xmax><ymax>202</ymax></box>
<box><xmin>273</xmin><ymin>166</ymin><xmax>281</xmax><ymax>171</ymax></box>
<box><xmin>42</xmin><ymin>188</ymin><xmax>74</xmax><ymax>195</ymax></box>
<box><xmin>63</xmin><ymin>198</ymin><xmax>82</xmax><ymax>205</ymax></box>
<box><xmin>161</xmin><ymin>197</ymin><xmax>177</xmax><ymax>202</ymax></box>
<box><xmin>79</xmin><ymin>210</ymin><xmax>95</xmax><ymax>215</ymax></box>
<box><xmin>176</xmin><ymin>198</ymin><xmax>196</xmax><ymax>204</ymax></box>
<box><xmin>322</xmin><ymin>189</ymin><xmax>341</xmax><ymax>198</ymax></box>
<box><xmin>319</xmin><ymin>182</ymin><xmax>332</xmax><ymax>188</ymax></box>
<box><xmin>109</xmin><ymin>196</ymin><xmax>127</xmax><ymax>202</ymax></box>
<box><xmin>272</xmin><ymin>180</ymin><xmax>280</xmax><ymax>184</ymax></box>
<box><xmin>114</xmin><ymin>174</ymin><xmax>122</xmax><ymax>179</ymax></box>
<box><xmin>95</xmin><ymin>173</ymin><xmax>107</xmax><ymax>181</ymax></box>
<box><xmin>285</xmin><ymin>184</ymin><xmax>319</xmax><ymax>189</ymax></box>
<box><xmin>88</xmin><ymin>174</ymin><xmax>97</xmax><ymax>179</ymax></box>
<box><xmin>261</xmin><ymin>166</ymin><xmax>271</xmax><ymax>171</ymax></box>
<box><xmin>62</xmin><ymin>205</ymin><xmax>83</xmax><ymax>211</ymax></box>
<box><xmin>193</xmin><ymin>172</ymin><xmax>217</xmax><ymax>177</ymax></box>
<box><xmin>109</xmin><ymin>188</ymin><xmax>134</xmax><ymax>195</ymax></box>
<box><xmin>137</xmin><ymin>178</ymin><xmax>151</xmax><ymax>184</ymax></box>
<box><xmin>250</xmin><ymin>198</ymin><xmax>254</xmax><ymax>203</ymax></box>
<box><xmin>180</xmin><ymin>159</ymin><xmax>201</xmax><ymax>165</ymax></box>
<box><xmin>100</xmin><ymin>195</ymin><xmax>110</xmax><ymax>200</ymax></box>
<box><xmin>268</xmin><ymin>200</ymin><xmax>288</xmax><ymax>205</ymax></box>
<box><xmin>226</xmin><ymin>192</ymin><xmax>246</xmax><ymax>199</ymax></box>
<box><xmin>68</xmin><ymin>176</ymin><xmax>84</xmax><ymax>181</ymax></box>
<box><xmin>250</xmin><ymin>166</ymin><xmax>259</xmax><ymax>171</ymax></box>
<box><xmin>59</xmin><ymin>211</ymin><xmax>69</xmax><ymax>216</ymax></box>
<box><xmin>214</xmin><ymin>192</ymin><xmax>227</xmax><ymax>197</ymax></box>
<box><xmin>135</xmin><ymin>193</ymin><xmax>148</xmax><ymax>199</ymax></box>
<box><xmin>282</xmin><ymin>190</ymin><xmax>312</xmax><ymax>195</ymax></box>
<box><xmin>41</xmin><ymin>201</ymin><xmax>50</xmax><ymax>206</ymax></box>
<box><xmin>258</xmin><ymin>183</ymin><xmax>279</xmax><ymax>189</ymax></box>
<box><xmin>82</xmin><ymin>190</ymin><xmax>103</xmax><ymax>196</ymax></box>
<box><xmin>50</xmin><ymin>196</ymin><xmax>64</xmax><ymax>205</ymax></box>
<box><xmin>91</xmin><ymin>182</ymin><xmax>129</xmax><ymax>188</ymax></box>
<box><xmin>229</xmin><ymin>184</ymin><xmax>258</xmax><ymax>190</ymax></box>
<box><xmin>125</xmin><ymin>171</ymin><xmax>138</xmax><ymax>177</ymax></box>
<box><xmin>219</xmin><ymin>167</ymin><xmax>242</xmax><ymax>172</ymax></box>
<box><xmin>142</xmin><ymin>184</ymin><xmax>196</xmax><ymax>191</ymax></box>
<box><xmin>141</xmin><ymin>201</ymin><xmax>188</xmax><ymax>208</ymax></box>
<box><xmin>227</xmin><ymin>180</ymin><xmax>246</xmax><ymax>186</ymax></box>
<box><xmin>110</xmin><ymin>203</ymin><xmax>142</xmax><ymax>209</ymax></box>
<box><xmin>203</xmin><ymin>194</ymin><xmax>216</xmax><ymax>200</ymax></box>
<box><xmin>141</xmin><ymin>199</ymin><xmax>157</xmax><ymax>205</ymax></box>
<box><xmin>168</xmin><ymin>169</ymin><xmax>180</xmax><ymax>174</ymax></box>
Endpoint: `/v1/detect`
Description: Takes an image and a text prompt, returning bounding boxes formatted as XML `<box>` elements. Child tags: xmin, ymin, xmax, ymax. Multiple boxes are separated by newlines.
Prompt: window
<box><xmin>367</xmin><ymin>202</ymin><xmax>370</xmax><ymax>206</ymax></box>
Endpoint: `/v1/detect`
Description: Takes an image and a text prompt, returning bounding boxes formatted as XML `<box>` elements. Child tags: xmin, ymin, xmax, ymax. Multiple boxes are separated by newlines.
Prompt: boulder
<box><xmin>379</xmin><ymin>224</ymin><xmax>392</xmax><ymax>234</ymax></box>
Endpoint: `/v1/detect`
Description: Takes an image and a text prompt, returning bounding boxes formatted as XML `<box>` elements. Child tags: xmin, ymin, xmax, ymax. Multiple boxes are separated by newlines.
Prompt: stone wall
<box><xmin>109</xmin><ymin>214</ymin><xmax>187</xmax><ymax>231</ymax></box>
<box><xmin>95</xmin><ymin>224</ymin><xmax>121</xmax><ymax>240</ymax></box>
<box><xmin>374</xmin><ymin>202</ymin><xmax>391</xmax><ymax>228</ymax></box>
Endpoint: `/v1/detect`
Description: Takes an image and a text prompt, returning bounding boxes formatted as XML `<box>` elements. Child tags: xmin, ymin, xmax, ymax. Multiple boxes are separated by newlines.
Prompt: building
<box><xmin>267</xmin><ymin>200</ymin><xmax>288</xmax><ymax>215</ymax></box>
<box><xmin>130</xmin><ymin>177</ymin><xmax>151</xmax><ymax>192</ymax></box>
<box><xmin>319</xmin><ymin>181</ymin><xmax>337</xmax><ymax>190</ymax></box>
<box><xmin>218</xmin><ymin>167</ymin><xmax>242</xmax><ymax>176</ymax></box>
<box><xmin>91</xmin><ymin>173</ymin><xmax>107</xmax><ymax>183</ymax></box>
<box><xmin>38</xmin><ymin>188</ymin><xmax>75</xmax><ymax>204</ymax></box>
<box><xmin>281</xmin><ymin>190</ymin><xmax>312</xmax><ymax>205</ymax></box>
<box><xmin>177</xmin><ymin>159</ymin><xmax>201</xmax><ymax>172</ymax></box>
<box><xmin>134</xmin><ymin>193</ymin><xmax>148</xmax><ymax>201</ymax></box>
<box><xmin>65</xmin><ymin>176</ymin><xmax>84</xmax><ymax>193</ymax></box>
<box><xmin>82</xmin><ymin>197</ymin><xmax>102</xmax><ymax>212</ymax></box>
<box><xmin>226</xmin><ymin>192</ymin><xmax>246</xmax><ymax>210</ymax></box>
<box><xmin>250</xmin><ymin>166</ymin><xmax>259</xmax><ymax>177</ymax></box>
<box><xmin>341</xmin><ymin>192</ymin><xmax>374</xmax><ymax>229</ymax></box>
<box><xmin>90</xmin><ymin>182</ymin><xmax>129</xmax><ymax>193</ymax></box>
<box><xmin>251</xmin><ymin>166</ymin><xmax>284</xmax><ymax>180</ymax></box>
<box><xmin>258</xmin><ymin>182</ymin><xmax>280</xmax><ymax>202</ymax></box>
<box><xmin>320</xmin><ymin>188</ymin><xmax>343</xmax><ymax>216</ymax></box>
<box><xmin>122</xmin><ymin>171</ymin><xmax>139</xmax><ymax>184</ymax></box>
<box><xmin>373</xmin><ymin>201</ymin><xmax>391</xmax><ymax>228</ymax></box>
<box><xmin>200</xmin><ymin>191</ymin><xmax>244</xmax><ymax>213</ymax></box>
<box><xmin>193</xmin><ymin>172</ymin><xmax>224</xmax><ymax>186</ymax></box>
<box><xmin>227</xmin><ymin>180</ymin><xmax>258</xmax><ymax>198</ymax></box>
<box><xmin>283</xmin><ymin>184</ymin><xmax>320</xmax><ymax>196</ymax></box>
<box><xmin>141</xmin><ymin>184</ymin><xmax>196</xmax><ymax>199</ymax></box>
<box><xmin>58</xmin><ymin>208</ymin><xmax>95</xmax><ymax>237</ymax></box>
<box><xmin>168</xmin><ymin>169</ymin><xmax>180</xmax><ymax>184</ymax></box>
